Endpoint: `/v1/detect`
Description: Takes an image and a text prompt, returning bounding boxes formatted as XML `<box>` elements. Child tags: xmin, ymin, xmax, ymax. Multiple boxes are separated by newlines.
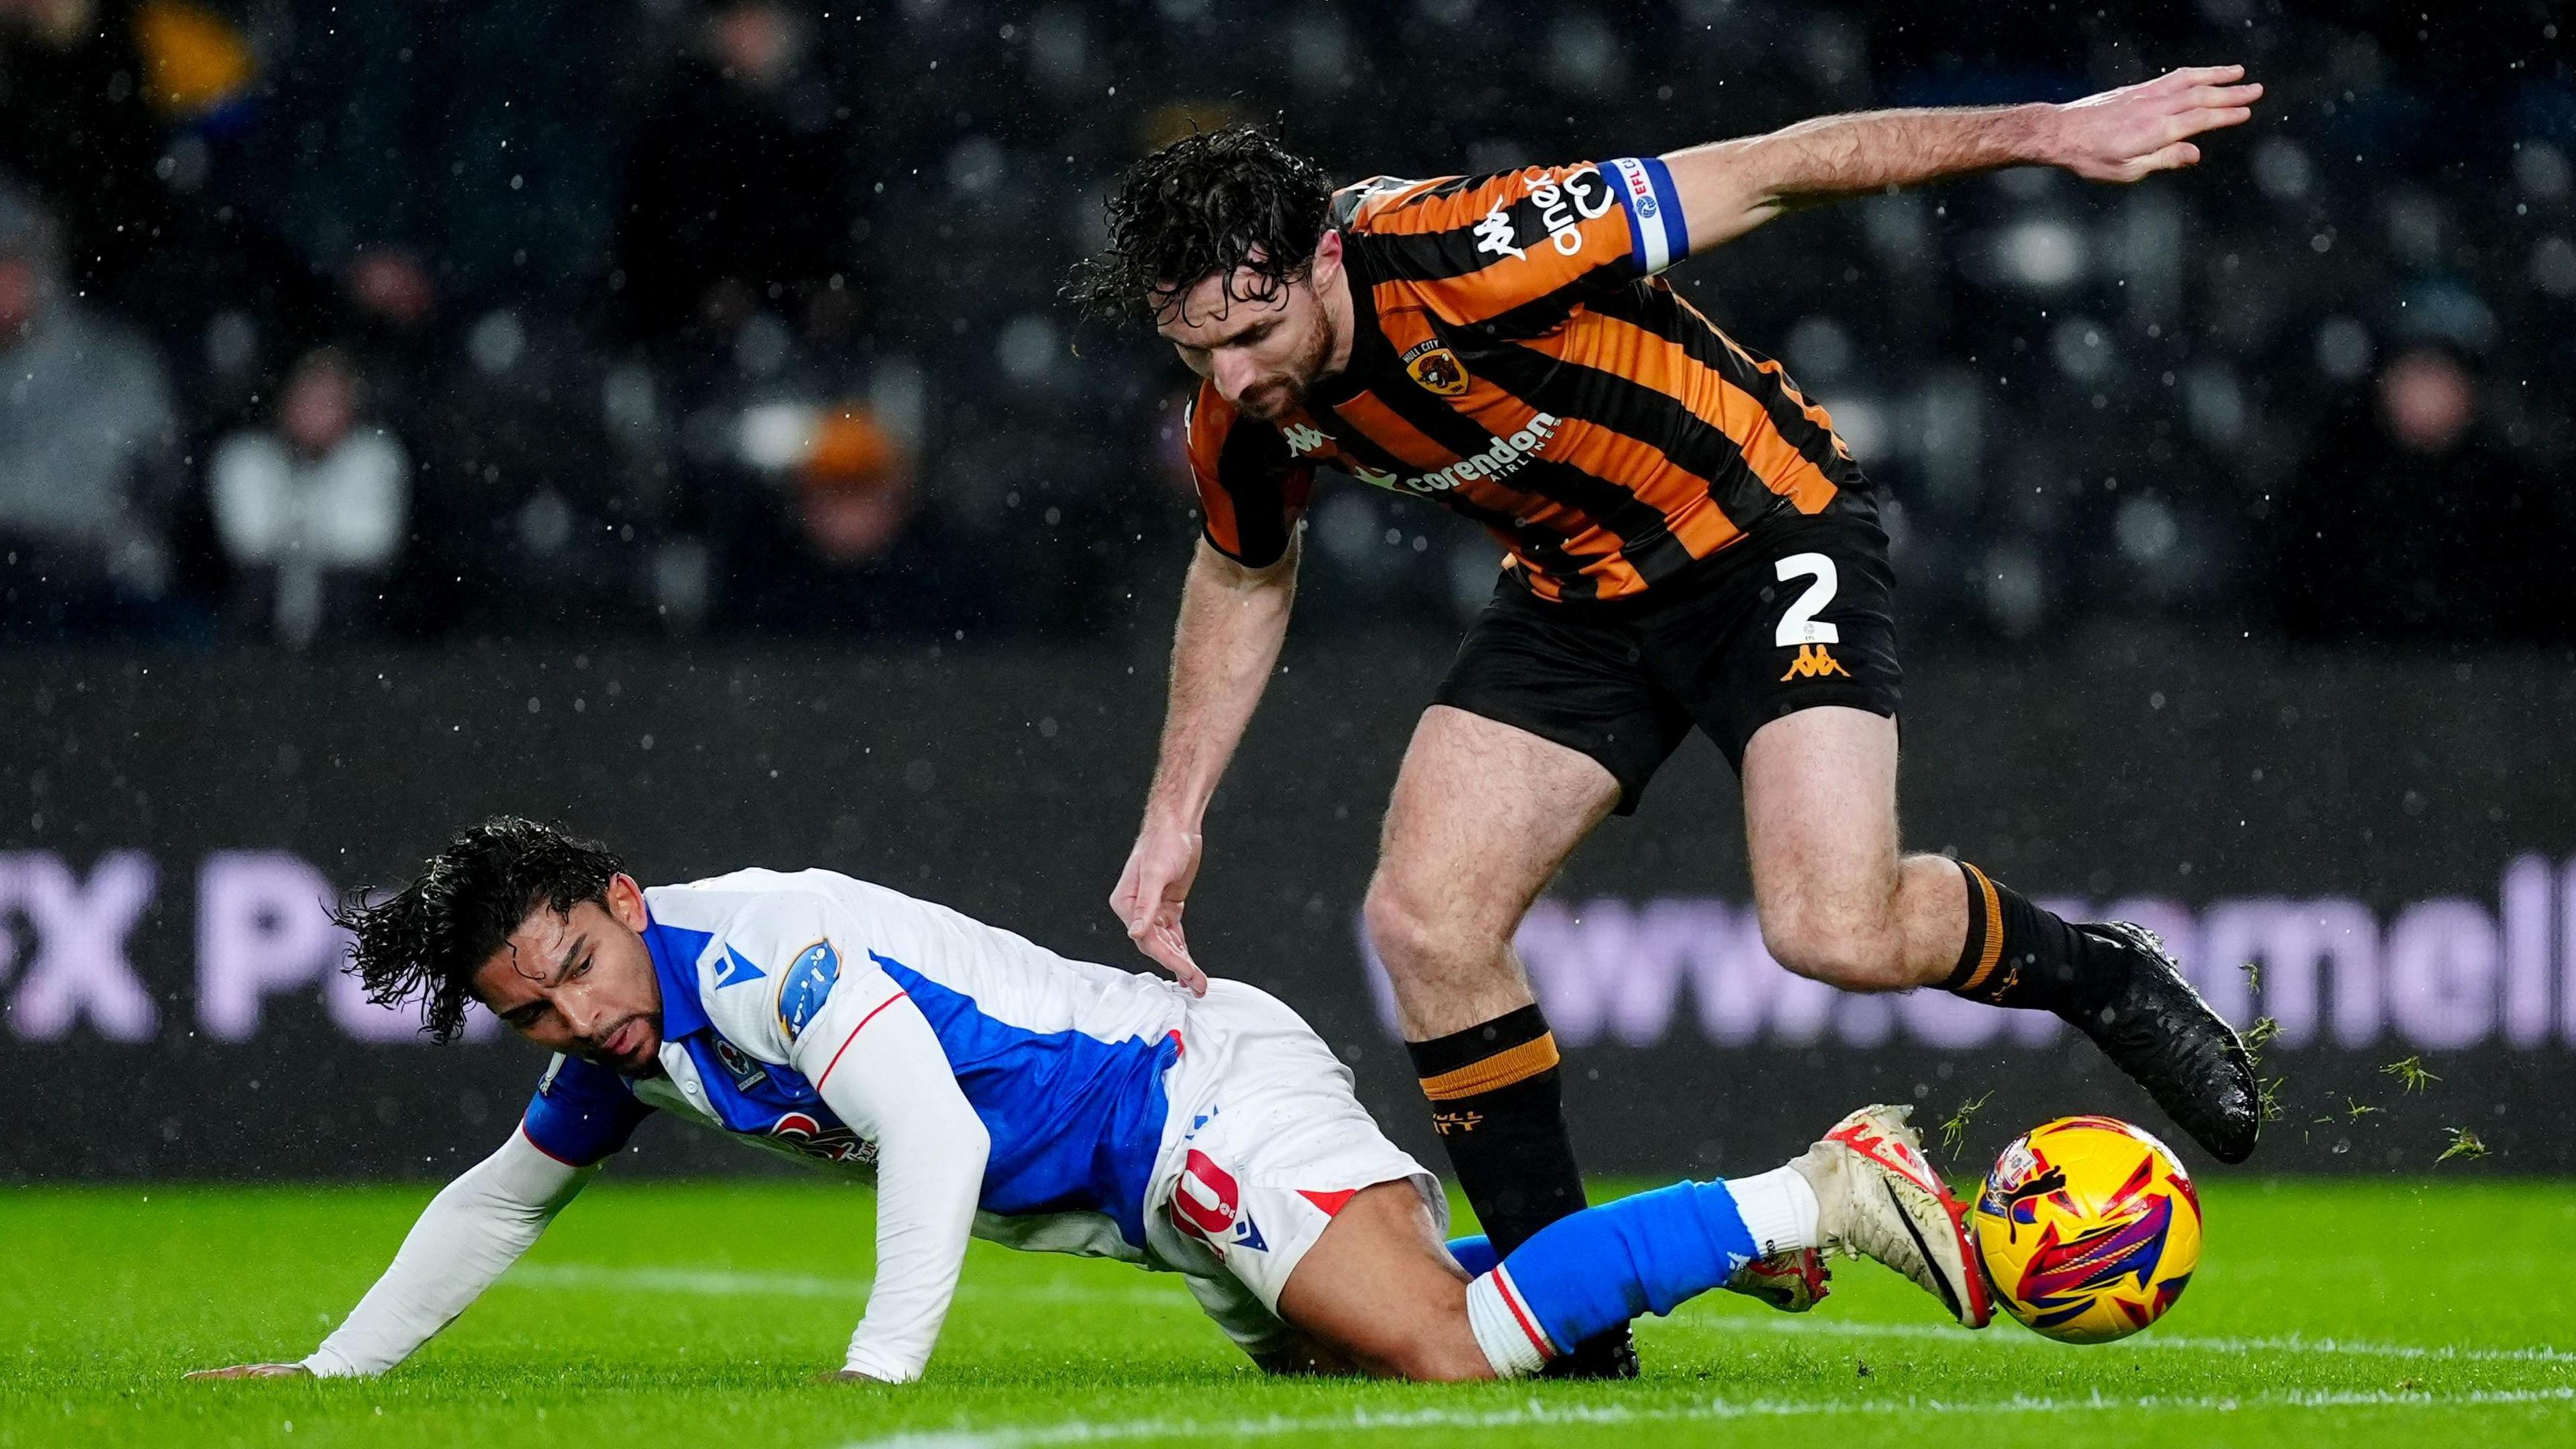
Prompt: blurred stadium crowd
<box><xmin>0</xmin><ymin>0</ymin><xmax>2566</xmax><ymax>649</ymax></box>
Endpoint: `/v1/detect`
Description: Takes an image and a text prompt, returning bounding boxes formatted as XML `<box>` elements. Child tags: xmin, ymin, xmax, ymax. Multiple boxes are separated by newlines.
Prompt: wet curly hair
<box><xmin>1062</xmin><ymin>123</ymin><xmax>1334</xmax><ymax>325</ymax></box>
<box><xmin>332</xmin><ymin>816</ymin><xmax>624</xmax><ymax>1043</ymax></box>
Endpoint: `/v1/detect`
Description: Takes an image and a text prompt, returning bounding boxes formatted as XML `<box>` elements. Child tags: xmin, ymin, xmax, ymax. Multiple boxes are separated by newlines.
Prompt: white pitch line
<box><xmin>1674</xmin><ymin>1311</ymin><xmax>2576</xmax><ymax>1365</ymax></box>
<box><xmin>502</xmin><ymin>1262</ymin><xmax>1173</xmax><ymax>1306</ymax></box>
<box><xmin>843</xmin><ymin>1386</ymin><xmax>2576</xmax><ymax>1449</ymax></box>
<box><xmin>500</xmin><ymin>1262</ymin><xmax>2576</xmax><ymax>1366</ymax></box>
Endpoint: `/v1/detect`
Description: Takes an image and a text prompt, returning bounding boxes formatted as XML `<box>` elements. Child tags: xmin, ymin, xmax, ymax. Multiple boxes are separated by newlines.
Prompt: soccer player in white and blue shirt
<box><xmin>189</xmin><ymin>818</ymin><xmax>1987</xmax><ymax>1386</ymax></box>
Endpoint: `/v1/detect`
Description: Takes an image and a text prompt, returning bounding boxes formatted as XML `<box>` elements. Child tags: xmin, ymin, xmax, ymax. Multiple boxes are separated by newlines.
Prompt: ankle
<box><xmin>1725</xmin><ymin>1164</ymin><xmax>1822</xmax><ymax>1256</ymax></box>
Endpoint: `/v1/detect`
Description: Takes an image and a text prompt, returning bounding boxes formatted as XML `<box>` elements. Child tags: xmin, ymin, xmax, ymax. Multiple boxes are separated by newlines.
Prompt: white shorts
<box><xmin>1138</xmin><ymin>980</ymin><xmax>1444</xmax><ymax>1355</ymax></box>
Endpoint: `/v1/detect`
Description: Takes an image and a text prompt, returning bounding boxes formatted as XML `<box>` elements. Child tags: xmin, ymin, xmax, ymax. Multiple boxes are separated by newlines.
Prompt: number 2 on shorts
<box><xmin>1773</xmin><ymin>553</ymin><xmax>1841</xmax><ymax>646</ymax></box>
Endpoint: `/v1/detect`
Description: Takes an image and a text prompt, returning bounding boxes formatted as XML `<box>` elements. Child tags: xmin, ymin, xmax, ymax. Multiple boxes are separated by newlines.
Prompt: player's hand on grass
<box><xmin>2045</xmin><ymin>64</ymin><xmax>2263</xmax><ymax>183</ymax></box>
<box><xmin>1112</xmin><ymin>820</ymin><xmax>1208</xmax><ymax>996</ymax></box>
<box><xmin>184</xmin><ymin>1363</ymin><xmax>311</xmax><ymax>1380</ymax></box>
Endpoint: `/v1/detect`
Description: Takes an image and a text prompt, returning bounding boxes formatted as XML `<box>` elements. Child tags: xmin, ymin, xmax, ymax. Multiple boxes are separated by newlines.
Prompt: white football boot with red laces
<box><xmin>1788</xmin><ymin>1104</ymin><xmax>1992</xmax><ymax>1328</ymax></box>
<box><xmin>1727</xmin><ymin>1248</ymin><xmax>1831</xmax><ymax>1311</ymax></box>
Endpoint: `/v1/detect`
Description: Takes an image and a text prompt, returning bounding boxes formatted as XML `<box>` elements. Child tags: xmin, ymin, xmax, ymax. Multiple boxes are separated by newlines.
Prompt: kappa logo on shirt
<box><xmin>1281</xmin><ymin>423</ymin><xmax>1330</xmax><ymax>456</ymax></box>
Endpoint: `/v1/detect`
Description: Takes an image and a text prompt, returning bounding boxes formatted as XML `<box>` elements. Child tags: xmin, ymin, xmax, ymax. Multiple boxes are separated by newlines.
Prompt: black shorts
<box><xmin>1431</xmin><ymin>514</ymin><xmax>1902</xmax><ymax>815</ymax></box>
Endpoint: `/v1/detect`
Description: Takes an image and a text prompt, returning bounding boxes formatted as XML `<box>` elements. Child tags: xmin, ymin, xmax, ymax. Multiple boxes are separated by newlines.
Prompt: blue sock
<box><xmin>1446</xmin><ymin>1234</ymin><xmax>1497</xmax><ymax>1277</ymax></box>
<box><xmin>1495</xmin><ymin>1181</ymin><xmax>1758</xmax><ymax>1352</ymax></box>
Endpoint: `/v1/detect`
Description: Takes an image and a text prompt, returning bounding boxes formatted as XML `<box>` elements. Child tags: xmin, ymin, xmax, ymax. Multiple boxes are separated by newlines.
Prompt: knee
<box><xmin>1762</xmin><ymin>902</ymin><xmax>1907</xmax><ymax>991</ymax></box>
<box><xmin>1364</xmin><ymin>874</ymin><xmax>1464</xmax><ymax>973</ymax></box>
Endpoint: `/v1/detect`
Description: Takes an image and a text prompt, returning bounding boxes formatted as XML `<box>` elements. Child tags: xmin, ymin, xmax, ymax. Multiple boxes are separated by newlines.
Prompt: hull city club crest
<box><xmin>1401</xmin><ymin>338</ymin><xmax>1470</xmax><ymax>396</ymax></box>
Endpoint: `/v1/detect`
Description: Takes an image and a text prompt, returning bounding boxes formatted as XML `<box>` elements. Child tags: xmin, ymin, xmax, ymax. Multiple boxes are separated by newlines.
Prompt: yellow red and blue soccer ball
<box><xmin>1970</xmin><ymin>1115</ymin><xmax>2202</xmax><ymax>1344</ymax></box>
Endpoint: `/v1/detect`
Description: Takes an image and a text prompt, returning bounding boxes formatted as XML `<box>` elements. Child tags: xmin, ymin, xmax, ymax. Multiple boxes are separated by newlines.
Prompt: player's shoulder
<box><xmin>1183</xmin><ymin>378</ymin><xmax>1297</xmax><ymax>480</ymax></box>
<box><xmin>1184</xmin><ymin>377</ymin><xmax>1255</xmax><ymax>439</ymax></box>
<box><xmin>1334</xmin><ymin>164</ymin><xmax>1616</xmax><ymax>239</ymax></box>
<box><xmin>1334</xmin><ymin>173</ymin><xmax>1489</xmax><ymax>235</ymax></box>
<box><xmin>646</xmin><ymin>869</ymin><xmax>897</xmax><ymax>1054</ymax></box>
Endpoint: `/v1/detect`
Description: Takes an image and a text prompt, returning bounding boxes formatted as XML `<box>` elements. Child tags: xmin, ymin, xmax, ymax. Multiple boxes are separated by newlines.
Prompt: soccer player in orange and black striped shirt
<box><xmin>1188</xmin><ymin>158</ymin><xmax>1863</xmax><ymax>606</ymax></box>
<box><xmin>1069</xmin><ymin>68</ymin><xmax>2267</xmax><ymax>1376</ymax></box>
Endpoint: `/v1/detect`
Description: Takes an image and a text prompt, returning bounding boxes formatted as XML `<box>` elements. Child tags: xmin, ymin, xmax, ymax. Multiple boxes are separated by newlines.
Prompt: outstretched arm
<box><xmin>187</xmin><ymin>1130</ymin><xmax>594</xmax><ymax>1379</ymax></box>
<box><xmin>1110</xmin><ymin>534</ymin><xmax>1301</xmax><ymax>991</ymax></box>
<box><xmin>795</xmin><ymin>981</ymin><xmax>990</xmax><ymax>1384</ymax></box>
<box><xmin>1666</xmin><ymin>64</ymin><xmax>2263</xmax><ymax>251</ymax></box>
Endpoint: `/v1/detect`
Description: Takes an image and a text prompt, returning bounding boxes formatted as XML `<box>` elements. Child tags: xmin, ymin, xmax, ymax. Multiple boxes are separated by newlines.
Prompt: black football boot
<box><xmin>2070</xmin><ymin>921</ymin><xmax>2261</xmax><ymax>1164</ymax></box>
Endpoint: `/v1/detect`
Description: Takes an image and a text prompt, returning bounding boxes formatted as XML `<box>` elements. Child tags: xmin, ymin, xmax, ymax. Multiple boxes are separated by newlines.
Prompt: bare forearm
<box><xmin>1144</xmin><ymin>539</ymin><xmax>1298</xmax><ymax>828</ymax></box>
<box><xmin>1660</xmin><ymin>66</ymin><xmax>2260</xmax><ymax>252</ymax></box>
<box><xmin>1665</xmin><ymin>105</ymin><xmax>2047</xmax><ymax>249</ymax></box>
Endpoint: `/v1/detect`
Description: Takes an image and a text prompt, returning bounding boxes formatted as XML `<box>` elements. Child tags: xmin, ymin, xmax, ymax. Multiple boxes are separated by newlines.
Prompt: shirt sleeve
<box><xmin>1184</xmin><ymin>382</ymin><xmax>1313</xmax><ymax>570</ymax></box>
<box><xmin>301</xmin><ymin>1128</ymin><xmax>594</xmax><ymax>1377</ymax></box>
<box><xmin>519</xmin><ymin>1052</ymin><xmax>656</xmax><ymax>1167</ymax></box>
<box><xmin>1340</xmin><ymin>160</ymin><xmax>1691</xmax><ymax>326</ymax></box>
<box><xmin>786</xmin><ymin>965</ymin><xmax>990</xmax><ymax>1383</ymax></box>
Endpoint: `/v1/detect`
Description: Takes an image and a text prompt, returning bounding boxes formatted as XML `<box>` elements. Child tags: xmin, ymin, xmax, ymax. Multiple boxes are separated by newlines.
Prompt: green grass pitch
<box><xmin>5</xmin><ymin>1177</ymin><xmax>2571</xmax><ymax>1447</ymax></box>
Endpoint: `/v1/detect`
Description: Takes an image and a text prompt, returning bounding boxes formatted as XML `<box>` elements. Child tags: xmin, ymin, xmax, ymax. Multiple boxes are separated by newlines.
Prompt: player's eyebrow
<box><xmin>551</xmin><ymin>932</ymin><xmax>593</xmax><ymax>983</ymax></box>
<box><xmin>1163</xmin><ymin>307</ymin><xmax>1277</xmax><ymax>350</ymax></box>
<box><xmin>1170</xmin><ymin>323</ymin><xmax>1262</xmax><ymax>356</ymax></box>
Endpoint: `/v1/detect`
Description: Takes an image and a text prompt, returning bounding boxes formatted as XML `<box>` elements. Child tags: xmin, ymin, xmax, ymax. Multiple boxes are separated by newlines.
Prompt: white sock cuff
<box><xmin>1725</xmin><ymin>1165</ymin><xmax>1822</xmax><ymax>1257</ymax></box>
<box><xmin>1464</xmin><ymin>1267</ymin><xmax>1552</xmax><ymax>1379</ymax></box>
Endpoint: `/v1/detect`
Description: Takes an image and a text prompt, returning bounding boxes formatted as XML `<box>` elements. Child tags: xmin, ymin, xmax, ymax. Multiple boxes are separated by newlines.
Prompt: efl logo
<box><xmin>1358</xmin><ymin>855</ymin><xmax>2576</xmax><ymax>1052</ymax></box>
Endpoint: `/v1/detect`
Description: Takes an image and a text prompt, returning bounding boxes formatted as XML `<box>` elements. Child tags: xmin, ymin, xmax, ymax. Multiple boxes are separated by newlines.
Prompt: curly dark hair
<box><xmin>332</xmin><ymin>816</ymin><xmax>625</xmax><ymax>1043</ymax></box>
<box><xmin>1062</xmin><ymin>123</ymin><xmax>1334</xmax><ymax>325</ymax></box>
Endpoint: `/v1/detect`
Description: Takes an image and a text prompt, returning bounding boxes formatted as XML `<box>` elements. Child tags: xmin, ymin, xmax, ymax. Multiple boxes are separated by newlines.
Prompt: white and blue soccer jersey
<box><xmin>522</xmin><ymin>869</ymin><xmax>1191</xmax><ymax>1251</ymax></box>
<box><xmin>307</xmin><ymin>867</ymin><xmax>1432</xmax><ymax>1385</ymax></box>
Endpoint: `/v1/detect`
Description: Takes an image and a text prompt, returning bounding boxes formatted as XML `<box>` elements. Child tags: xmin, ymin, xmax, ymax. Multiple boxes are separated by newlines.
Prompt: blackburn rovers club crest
<box><xmin>1401</xmin><ymin>338</ymin><xmax>1469</xmax><ymax>397</ymax></box>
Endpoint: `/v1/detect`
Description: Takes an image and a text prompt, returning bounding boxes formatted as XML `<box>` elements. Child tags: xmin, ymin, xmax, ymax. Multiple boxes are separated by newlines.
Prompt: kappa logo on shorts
<box><xmin>1779</xmin><ymin>644</ymin><xmax>1853</xmax><ymax>682</ymax></box>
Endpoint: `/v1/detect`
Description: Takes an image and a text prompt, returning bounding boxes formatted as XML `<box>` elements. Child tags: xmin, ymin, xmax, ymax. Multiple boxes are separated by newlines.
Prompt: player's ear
<box><xmin>1310</xmin><ymin>227</ymin><xmax>1343</xmax><ymax>284</ymax></box>
<box><xmin>604</xmin><ymin>872</ymin><xmax>648</xmax><ymax>932</ymax></box>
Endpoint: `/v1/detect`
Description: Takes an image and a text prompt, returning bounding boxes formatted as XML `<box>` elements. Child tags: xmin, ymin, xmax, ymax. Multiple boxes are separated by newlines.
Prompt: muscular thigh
<box><xmin>1740</xmin><ymin>704</ymin><xmax>1902</xmax><ymax>933</ymax></box>
<box><xmin>1370</xmin><ymin>707</ymin><xmax>1619</xmax><ymax>1032</ymax></box>
<box><xmin>1379</xmin><ymin>705</ymin><xmax>1619</xmax><ymax>924</ymax></box>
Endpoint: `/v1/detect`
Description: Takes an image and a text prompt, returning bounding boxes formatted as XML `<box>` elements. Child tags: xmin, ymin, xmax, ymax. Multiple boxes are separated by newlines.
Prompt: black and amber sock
<box><xmin>1406</xmin><ymin>1004</ymin><xmax>1587</xmax><ymax>1255</ymax></box>
<box><xmin>1945</xmin><ymin>859</ymin><xmax>2132</xmax><ymax>1021</ymax></box>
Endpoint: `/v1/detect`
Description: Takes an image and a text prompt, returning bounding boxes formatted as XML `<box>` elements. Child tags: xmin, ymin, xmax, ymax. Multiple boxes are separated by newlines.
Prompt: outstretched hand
<box><xmin>2047</xmin><ymin>65</ymin><xmax>2263</xmax><ymax>183</ymax></box>
<box><xmin>184</xmin><ymin>1364</ymin><xmax>311</xmax><ymax>1380</ymax></box>
<box><xmin>1110</xmin><ymin>821</ymin><xmax>1209</xmax><ymax>996</ymax></box>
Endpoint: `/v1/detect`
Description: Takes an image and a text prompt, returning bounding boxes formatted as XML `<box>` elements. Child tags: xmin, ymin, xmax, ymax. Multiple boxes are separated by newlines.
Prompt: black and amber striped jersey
<box><xmin>1185</xmin><ymin>157</ymin><xmax>1873</xmax><ymax>604</ymax></box>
